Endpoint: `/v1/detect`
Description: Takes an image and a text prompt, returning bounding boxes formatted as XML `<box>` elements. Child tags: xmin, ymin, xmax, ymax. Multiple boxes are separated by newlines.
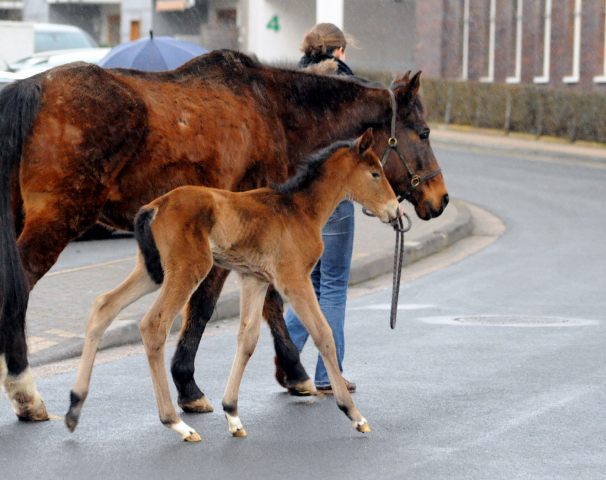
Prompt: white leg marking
<box><xmin>353</xmin><ymin>417</ymin><xmax>371</xmax><ymax>433</ymax></box>
<box><xmin>169</xmin><ymin>420</ymin><xmax>201</xmax><ymax>442</ymax></box>
<box><xmin>225</xmin><ymin>412</ymin><xmax>246</xmax><ymax>436</ymax></box>
<box><xmin>4</xmin><ymin>367</ymin><xmax>44</xmax><ymax>415</ymax></box>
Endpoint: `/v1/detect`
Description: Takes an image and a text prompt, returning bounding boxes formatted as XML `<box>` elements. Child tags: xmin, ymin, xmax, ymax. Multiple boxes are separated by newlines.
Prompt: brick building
<box><xmin>3</xmin><ymin>0</ymin><xmax>606</xmax><ymax>92</ymax></box>
<box><xmin>421</xmin><ymin>0</ymin><xmax>606</xmax><ymax>91</ymax></box>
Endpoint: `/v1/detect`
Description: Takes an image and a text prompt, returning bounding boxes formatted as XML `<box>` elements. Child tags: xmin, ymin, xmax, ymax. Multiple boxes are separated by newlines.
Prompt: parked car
<box><xmin>0</xmin><ymin>48</ymin><xmax>111</xmax><ymax>91</ymax></box>
<box><xmin>8</xmin><ymin>48</ymin><xmax>110</xmax><ymax>75</ymax></box>
<box><xmin>33</xmin><ymin>23</ymin><xmax>97</xmax><ymax>53</ymax></box>
<box><xmin>0</xmin><ymin>21</ymin><xmax>98</xmax><ymax>65</ymax></box>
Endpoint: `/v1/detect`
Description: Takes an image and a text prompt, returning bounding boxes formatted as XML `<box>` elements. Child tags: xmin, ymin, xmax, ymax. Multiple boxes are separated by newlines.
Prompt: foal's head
<box><xmin>346</xmin><ymin>129</ymin><xmax>401</xmax><ymax>224</ymax></box>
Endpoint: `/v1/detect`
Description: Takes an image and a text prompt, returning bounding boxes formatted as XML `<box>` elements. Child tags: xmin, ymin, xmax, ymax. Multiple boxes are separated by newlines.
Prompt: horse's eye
<box><xmin>419</xmin><ymin>130</ymin><xmax>430</xmax><ymax>141</ymax></box>
<box><xmin>371</xmin><ymin>172</ymin><xmax>381</xmax><ymax>178</ymax></box>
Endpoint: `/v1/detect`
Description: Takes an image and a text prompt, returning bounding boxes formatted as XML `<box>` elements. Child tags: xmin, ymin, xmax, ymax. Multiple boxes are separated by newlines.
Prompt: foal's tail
<box><xmin>134</xmin><ymin>207</ymin><xmax>165</xmax><ymax>285</ymax></box>
<box><xmin>0</xmin><ymin>79</ymin><xmax>41</xmax><ymax>354</ymax></box>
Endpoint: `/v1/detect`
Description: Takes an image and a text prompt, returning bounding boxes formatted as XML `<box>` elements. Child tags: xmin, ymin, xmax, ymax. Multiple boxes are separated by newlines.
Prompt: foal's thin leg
<box><xmin>66</xmin><ymin>257</ymin><xmax>160</xmax><ymax>432</ymax></box>
<box><xmin>282</xmin><ymin>277</ymin><xmax>370</xmax><ymax>433</ymax></box>
<box><xmin>172</xmin><ymin>266</ymin><xmax>230</xmax><ymax>413</ymax></box>
<box><xmin>222</xmin><ymin>275</ymin><xmax>269</xmax><ymax>437</ymax></box>
<box><xmin>141</xmin><ymin>272</ymin><xmax>208</xmax><ymax>442</ymax></box>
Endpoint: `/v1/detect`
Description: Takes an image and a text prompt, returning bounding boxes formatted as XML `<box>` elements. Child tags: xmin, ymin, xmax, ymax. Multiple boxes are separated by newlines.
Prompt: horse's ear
<box><xmin>394</xmin><ymin>71</ymin><xmax>422</xmax><ymax>104</ymax></box>
<box><xmin>358</xmin><ymin>128</ymin><xmax>374</xmax><ymax>152</ymax></box>
<box><xmin>395</xmin><ymin>70</ymin><xmax>412</xmax><ymax>85</ymax></box>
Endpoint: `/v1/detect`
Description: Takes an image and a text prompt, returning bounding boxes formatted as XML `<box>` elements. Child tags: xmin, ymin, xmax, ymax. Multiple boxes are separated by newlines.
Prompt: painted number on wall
<box><xmin>267</xmin><ymin>15</ymin><xmax>280</xmax><ymax>32</ymax></box>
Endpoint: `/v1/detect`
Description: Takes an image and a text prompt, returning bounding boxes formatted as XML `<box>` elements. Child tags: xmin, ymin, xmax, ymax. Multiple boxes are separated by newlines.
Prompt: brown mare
<box><xmin>66</xmin><ymin>130</ymin><xmax>400</xmax><ymax>441</ymax></box>
<box><xmin>0</xmin><ymin>50</ymin><xmax>448</xmax><ymax>422</ymax></box>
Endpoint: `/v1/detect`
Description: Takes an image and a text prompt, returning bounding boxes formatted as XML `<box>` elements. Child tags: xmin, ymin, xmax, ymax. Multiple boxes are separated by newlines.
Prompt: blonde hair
<box><xmin>301</xmin><ymin>23</ymin><xmax>355</xmax><ymax>58</ymax></box>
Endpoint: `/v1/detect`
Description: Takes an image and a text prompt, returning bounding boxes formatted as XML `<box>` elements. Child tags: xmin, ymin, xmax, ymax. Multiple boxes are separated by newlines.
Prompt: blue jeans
<box><xmin>284</xmin><ymin>200</ymin><xmax>355</xmax><ymax>387</ymax></box>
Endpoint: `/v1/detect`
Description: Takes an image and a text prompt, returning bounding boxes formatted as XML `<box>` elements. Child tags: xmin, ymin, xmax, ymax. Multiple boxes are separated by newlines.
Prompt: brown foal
<box><xmin>65</xmin><ymin>129</ymin><xmax>401</xmax><ymax>441</ymax></box>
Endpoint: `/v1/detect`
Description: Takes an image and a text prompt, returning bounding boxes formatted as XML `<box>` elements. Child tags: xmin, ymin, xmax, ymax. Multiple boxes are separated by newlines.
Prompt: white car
<box><xmin>0</xmin><ymin>48</ymin><xmax>111</xmax><ymax>89</ymax></box>
<box><xmin>33</xmin><ymin>23</ymin><xmax>97</xmax><ymax>53</ymax></box>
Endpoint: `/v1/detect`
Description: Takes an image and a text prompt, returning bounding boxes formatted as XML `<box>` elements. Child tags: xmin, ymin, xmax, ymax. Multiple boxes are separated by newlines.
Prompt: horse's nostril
<box><xmin>441</xmin><ymin>193</ymin><xmax>449</xmax><ymax>210</ymax></box>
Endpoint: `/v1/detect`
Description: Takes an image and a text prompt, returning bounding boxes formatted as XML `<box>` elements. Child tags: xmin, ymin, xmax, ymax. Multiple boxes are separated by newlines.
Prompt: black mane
<box><xmin>272</xmin><ymin>139</ymin><xmax>356</xmax><ymax>195</ymax></box>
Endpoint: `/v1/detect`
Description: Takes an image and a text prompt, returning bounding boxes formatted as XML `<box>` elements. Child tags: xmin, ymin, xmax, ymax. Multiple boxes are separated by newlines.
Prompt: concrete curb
<box><xmin>29</xmin><ymin>202</ymin><xmax>473</xmax><ymax>367</ymax></box>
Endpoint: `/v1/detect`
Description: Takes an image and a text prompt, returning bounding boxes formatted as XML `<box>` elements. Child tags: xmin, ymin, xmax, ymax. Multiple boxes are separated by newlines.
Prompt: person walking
<box><xmin>279</xmin><ymin>23</ymin><xmax>357</xmax><ymax>394</ymax></box>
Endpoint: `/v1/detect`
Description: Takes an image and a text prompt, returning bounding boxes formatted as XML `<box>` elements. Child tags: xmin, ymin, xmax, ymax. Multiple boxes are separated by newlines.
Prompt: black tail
<box><xmin>0</xmin><ymin>79</ymin><xmax>41</xmax><ymax>366</ymax></box>
<box><xmin>134</xmin><ymin>207</ymin><xmax>164</xmax><ymax>285</ymax></box>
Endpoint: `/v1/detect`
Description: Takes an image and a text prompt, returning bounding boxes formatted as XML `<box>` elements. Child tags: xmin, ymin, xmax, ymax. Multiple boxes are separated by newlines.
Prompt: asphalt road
<box><xmin>1</xmin><ymin>146</ymin><xmax>605</xmax><ymax>479</ymax></box>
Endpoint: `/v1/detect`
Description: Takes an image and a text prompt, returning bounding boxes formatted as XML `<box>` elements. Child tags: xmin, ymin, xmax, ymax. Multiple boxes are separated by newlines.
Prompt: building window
<box><xmin>130</xmin><ymin>20</ymin><xmax>141</xmax><ymax>41</ymax></box>
<box><xmin>461</xmin><ymin>0</ymin><xmax>470</xmax><ymax>80</ymax></box>
<box><xmin>534</xmin><ymin>0</ymin><xmax>552</xmax><ymax>84</ymax></box>
<box><xmin>594</xmin><ymin>1</ymin><xmax>606</xmax><ymax>83</ymax></box>
<box><xmin>563</xmin><ymin>0</ymin><xmax>582</xmax><ymax>84</ymax></box>
<box><xmin>480</xmin><ymin>0</ymin><xmax>496</xmax><ymax>83</ymax></box>
<box><xmin>506</xmin><ymin>0</ymin><xmax>523</xmax><ymax>84</ymax></box>
<box><xmin>108</xmin><ymin>15</ymin><xmax>120</xmax><ymax>46</ymax></box>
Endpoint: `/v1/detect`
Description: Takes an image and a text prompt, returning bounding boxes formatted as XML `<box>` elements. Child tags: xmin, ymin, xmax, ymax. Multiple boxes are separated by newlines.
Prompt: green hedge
<box><xmin>359</xmin><ymin>71</ymin><xmax>606</xmax><ymax>143</ymax></box>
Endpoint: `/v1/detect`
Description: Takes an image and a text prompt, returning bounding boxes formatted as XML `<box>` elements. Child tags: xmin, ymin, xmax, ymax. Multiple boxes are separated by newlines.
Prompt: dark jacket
<box><xmin>297</xmin><ymin>53</ymin><xmax>354</xmax><ymax>76</ymax></box>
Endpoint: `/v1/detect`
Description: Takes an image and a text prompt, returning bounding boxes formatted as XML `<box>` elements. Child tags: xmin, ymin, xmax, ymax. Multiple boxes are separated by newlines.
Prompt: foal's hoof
<box><xmin>225</xmin><ymin>412</ymin><xmax>246</xmax><ymax>437</ymax></box>
<box><xmin>288</xmin><ymin>379</ymin><xmax>316</xmax><ymax>397</ymax></box>
<box><xmin>179</xmin><ymin>395</ymin><xmax>214</xmax><ymax>414</ymax></box>
<box><xmin>171</xmin><ymin>420</ymin><xmax>200</xmax><ymax>442</ymax></box>
<box><xmin>184</xmin><ymin>431</ymin><xmax>202</xmax><ymax>442</ymax></box>
<box><xmin>354</xmin><ymin>418</ymin><xmax>371</xmax><ymax>433</ymax></box>
<box><xmin>65</xmin><ymin>413</ymin><xmax>79</xmax><ymax>432</ymax></box>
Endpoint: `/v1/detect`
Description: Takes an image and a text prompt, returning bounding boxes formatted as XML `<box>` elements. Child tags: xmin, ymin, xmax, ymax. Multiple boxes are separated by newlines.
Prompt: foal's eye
<box><xmin>419</xmin><ymin>130</ymin><xmax>430</xmax><ymax>141</ymax></box>
<box><xmin>371</xmin><ymin>172</ymin><xmax>381</xmax><ymax>178</ymax></box>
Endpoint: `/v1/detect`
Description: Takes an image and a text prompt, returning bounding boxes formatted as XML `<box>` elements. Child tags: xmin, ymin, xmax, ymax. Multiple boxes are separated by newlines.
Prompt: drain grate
<box><xmin>420</xmin><ymin>315</ymin><xmax>599</xmax><ymax>327</ymax></box>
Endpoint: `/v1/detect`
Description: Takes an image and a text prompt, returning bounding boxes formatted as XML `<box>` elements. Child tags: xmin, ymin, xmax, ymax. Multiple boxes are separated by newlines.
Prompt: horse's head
<box><xmin>376</xmin><ymin>72</ymin><xmax>449</xmax><ymax>221</ymax></box>
<box><xmin>347</xmin><ymin>129</ymin><xmax>401</xmax><ymax>224</ymax></box>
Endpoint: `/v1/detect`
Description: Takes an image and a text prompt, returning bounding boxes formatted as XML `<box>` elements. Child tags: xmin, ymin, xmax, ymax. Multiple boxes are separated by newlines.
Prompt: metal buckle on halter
<box><xmin>388</xmin><ymin>137</ymin><xmax>397</xmax><ymax>147</ymax></box>
<box><xmin>411</xmin><ymin>175</ymin><xmax>420</xmax><ymax>187</ymax></box>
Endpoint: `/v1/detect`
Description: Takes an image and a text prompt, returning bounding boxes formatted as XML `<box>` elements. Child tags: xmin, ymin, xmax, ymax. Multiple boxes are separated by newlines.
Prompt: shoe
<box><xmin>316</xmin><ymin>378</ymin><xmax>356</xmax><ymax>394</ymax></box>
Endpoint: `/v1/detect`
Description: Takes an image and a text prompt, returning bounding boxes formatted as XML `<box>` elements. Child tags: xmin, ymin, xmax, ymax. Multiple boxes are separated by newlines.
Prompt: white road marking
<box><xmin>349</xmin><ymin>304</ymin><xmax>436</xmax><ymax>310</ymax></box>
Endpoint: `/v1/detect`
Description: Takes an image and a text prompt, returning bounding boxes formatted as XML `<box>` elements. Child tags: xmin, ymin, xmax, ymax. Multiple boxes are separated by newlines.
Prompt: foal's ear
<box><xmin>395</xmin><ymin>71</ymin><xmax>422</xmax><ymax>104</ymax></box>
<box><xmin>358</xmin><ymin>128</ymin><xmax>374</xmax><ymax>152</ymax></box>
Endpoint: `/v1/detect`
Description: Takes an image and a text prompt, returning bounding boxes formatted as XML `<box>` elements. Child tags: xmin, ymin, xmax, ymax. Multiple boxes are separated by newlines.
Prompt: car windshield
<box><xmin>35</xmin><ymin>31</ymin><xmax>97</xmax><ymax>52</ymax></box>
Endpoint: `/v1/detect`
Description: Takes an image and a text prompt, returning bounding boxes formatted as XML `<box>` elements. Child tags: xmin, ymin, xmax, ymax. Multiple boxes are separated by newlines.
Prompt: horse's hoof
<box><xmin>355</xmin><ymin>418</ymin><xmax>371</xmax><ymax>433</ymax></box>
<box><xmin>288</xmin><ymin>379</ymin><xmax>316</xmax><ymax>397</ymax></box>
<box><xmin>16</xmin><ymin>403</ymin><xmax>50</xmax><ymax>422</ymax></box>
<box><xmin>232</xmin><ymin>427</ymin><xmax>247</xmax><ymax>437</ymax></box>
<box><xmin>179</xmin><ymin>395</ymin><xmax>214</xmax><ymax>414</ymax></box>
<box><xmin>184</xmin><ymin>431</ymin><xmax>202</xmax><ymax>442</ymax></box>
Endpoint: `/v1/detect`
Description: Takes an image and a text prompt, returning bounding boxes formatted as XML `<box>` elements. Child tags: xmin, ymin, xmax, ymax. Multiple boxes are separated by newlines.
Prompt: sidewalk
<box><xmin>430</xmin><ymin>123</ymin><xmax>606</xmax><ymax>165</ymax></box>
<box><xmin>26</xmin><ymin>199</ymin><xmax>473</xmax><ymax>367</ymax></box>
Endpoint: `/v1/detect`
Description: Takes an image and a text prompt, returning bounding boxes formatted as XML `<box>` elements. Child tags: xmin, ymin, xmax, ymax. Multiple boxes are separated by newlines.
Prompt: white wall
<box><xmin>22</xmin><ymin>0</ymin><xmax>50</xmax><ymax>23</ymax></box>
<box><xmin>121</xmin><ymin>0</ymin><xmax>152</xmax><ymax>43</ymax></box>
<box><xmin>246</xmin><ymin>0</ymin><xmax>314</xmax><ymax>63</ymax></box>
<box><xmin>243</xmin><ymin>0</ymin><xmax>415</xmax><ymax>72</ymax></box>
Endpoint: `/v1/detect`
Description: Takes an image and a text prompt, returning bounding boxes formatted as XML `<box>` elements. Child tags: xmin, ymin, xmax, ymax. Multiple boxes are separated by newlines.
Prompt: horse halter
<box><xmin>380</xmin><ymin>86</ymin><xmax>442</xmax><ymax>202</ymax></box>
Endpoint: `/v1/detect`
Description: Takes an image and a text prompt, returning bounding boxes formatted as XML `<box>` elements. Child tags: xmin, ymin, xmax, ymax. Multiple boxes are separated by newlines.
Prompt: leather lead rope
<box><xmin>364</xmin><ymin>86</ymin><xmax>442</xmax><ymax>328</ymax></box>
<box><xmin>390</xmin><ymin>212</ymin><xmax>411</xmax><ymax>329</ymax></box>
